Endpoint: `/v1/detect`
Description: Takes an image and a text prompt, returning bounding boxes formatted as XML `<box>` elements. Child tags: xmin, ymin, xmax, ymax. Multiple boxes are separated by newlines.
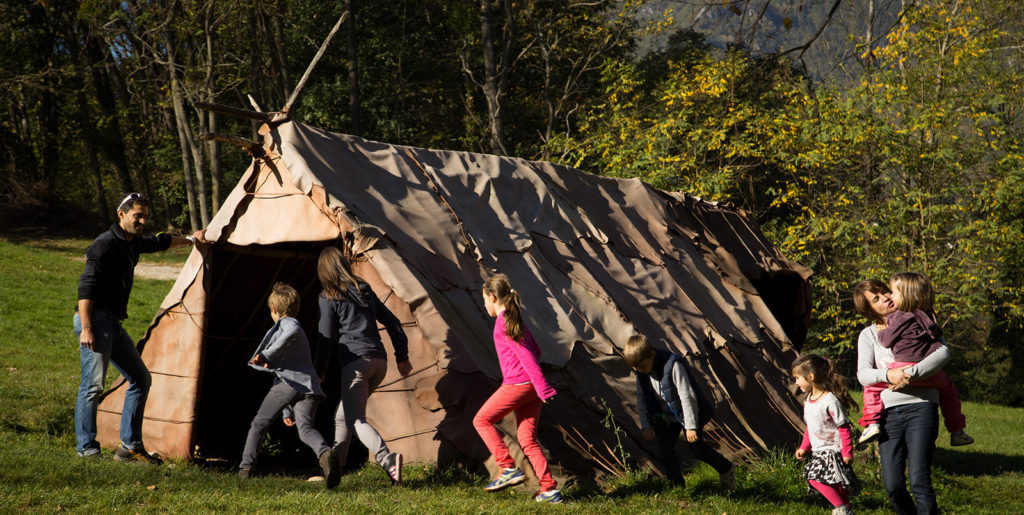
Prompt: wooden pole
<box><xmin>247</xmin><ymin>94</ymin><xmax>264</xmax><ymax>112</ymax></box>
<box><xmin>199</xmin><ymin>133</ymin><xmax>264</xmax><ymax>155</ymax></box>
<box><xmin>195</xmin><ymin>101</ymin><xmax>272</xmax><ymax>122</ymax></box>
<box><xmin>282</xmin><ymin>10</ymin><xmax>349</xmax><ymax>114</ymax></box>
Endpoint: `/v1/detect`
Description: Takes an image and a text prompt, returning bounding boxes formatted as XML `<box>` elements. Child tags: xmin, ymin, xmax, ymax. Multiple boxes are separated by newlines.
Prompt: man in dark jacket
<box><xmin>74</xmin><ymin>193</ymin><xmax>205</xmax><ymax>463</ymax></box>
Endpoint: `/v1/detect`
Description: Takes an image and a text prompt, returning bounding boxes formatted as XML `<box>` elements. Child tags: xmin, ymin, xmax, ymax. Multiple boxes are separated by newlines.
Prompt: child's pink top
<box><xmin>493</xmin><ymin>311</ymin><xmax>557</xmax><ymax>401</ymax></box>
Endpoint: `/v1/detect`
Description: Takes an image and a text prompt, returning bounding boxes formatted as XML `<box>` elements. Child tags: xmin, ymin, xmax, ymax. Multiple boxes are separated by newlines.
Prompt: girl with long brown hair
<box><xmin>315</xmin><ymin>246</ymin><xmax>412</xmax><ymax>486</ymax></box>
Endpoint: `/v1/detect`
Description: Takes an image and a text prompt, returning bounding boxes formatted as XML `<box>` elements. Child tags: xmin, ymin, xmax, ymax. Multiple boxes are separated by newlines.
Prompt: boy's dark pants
<box><xmin>240</xmin><ymin>381</ymin><xmax>330</xmax><ymax>469</ymax></box>
<box><xmin>654</xmin><ymin>419</ymin><xmax>731</xmax><ymax>485</ymax></box>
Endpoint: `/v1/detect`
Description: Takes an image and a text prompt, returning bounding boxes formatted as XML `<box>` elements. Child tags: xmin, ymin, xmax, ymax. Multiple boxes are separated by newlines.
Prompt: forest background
<box><xmin>2</xmin><ymin>0</ymin><xmax>1022</xmax><ymax>406</ymax></box>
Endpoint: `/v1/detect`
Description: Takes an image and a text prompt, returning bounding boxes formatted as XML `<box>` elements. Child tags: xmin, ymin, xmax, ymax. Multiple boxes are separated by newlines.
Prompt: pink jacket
<box><xmin>493</xmin><ymin>311</ymin><xmax>557</xmax><ymax>401</ymax></box>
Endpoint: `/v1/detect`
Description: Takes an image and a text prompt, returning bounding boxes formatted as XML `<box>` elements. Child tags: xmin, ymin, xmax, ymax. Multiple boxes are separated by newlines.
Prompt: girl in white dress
<box><xmin>793</xmin><ymin>354</ymin><xmax>861</xmax><ymax>515</ymax></box>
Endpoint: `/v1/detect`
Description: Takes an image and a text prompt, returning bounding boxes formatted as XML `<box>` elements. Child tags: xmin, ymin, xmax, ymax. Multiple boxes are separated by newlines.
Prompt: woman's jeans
<box><xmin>878</xmin><ymin>402</ymin><xmax>939</xmax><ymax>515</ymax></box>
<box><xmin>73</xmin><ymin>310</ymin><xmax>152</xmax><ymax>453</ymax></box>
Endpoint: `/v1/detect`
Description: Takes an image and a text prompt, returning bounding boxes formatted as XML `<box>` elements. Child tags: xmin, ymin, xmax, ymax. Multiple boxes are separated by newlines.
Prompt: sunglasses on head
<box><xmin>117</xmin><ymin>192</ymin><xmax>147</xmax><ymax>212</ymax></box>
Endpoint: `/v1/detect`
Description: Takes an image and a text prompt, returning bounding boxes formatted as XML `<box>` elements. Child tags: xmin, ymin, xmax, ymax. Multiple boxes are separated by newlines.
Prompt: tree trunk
<box><xmin>40</xmin><ymin>80</ymin><xmax>60</xmax><ymax>196</ymax></box>
<box><xmin>479</xmin><ymin>0</ymin><xmax>509</xmax><ymax>155</ymax></box>
<box><xmin>160</xmin><ymin>22</ymin><xmax>201</xmax><ymax>232</ymax></box>
<box><xmin>346</xmin><ymin>0</ymin><xmax>361</xmax><ymax>134</ymax></box>
<box><xmin>85</xmin><ymin>35</ymin><xmax>134</xmax><ymax>194</ymax></box>
<box><xmin>169</xmin><ymin>82</ymin><xmax>201</xmax><ymax>231</ymax></box>
<box><xmin>189</xmin><ymin>97</ymin><xmax>211</xmax><ymax>226</ymax></box>
<box><xmin>208</xmin><ymin>110</ymin><xmax>222</xmax><ymax>212</ymax></box>
<box><xmin>262</xmin><ymin>0</ymin><xmax>292</xmax><ymax>101</ymax></box>
<box><xmin>203</xmin><ymin>15</ymin><xmax>222</xmax><ymax>213</ymax></box>
<box><xmin>74</xmin><ymin>77</ymin><xmax>109</xmax><ymax>219</ymax></box>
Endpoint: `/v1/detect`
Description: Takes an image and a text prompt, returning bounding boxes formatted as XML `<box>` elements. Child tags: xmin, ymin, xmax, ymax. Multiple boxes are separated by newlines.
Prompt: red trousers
<box><xmin>859</xmin><ymin>362</ymin><xmax>966</xmax><ymax>432</ymax></box>
<box><xmin>472</xmin><ymin>383</ymin><xmax>557</xmax><ymax>491</ymax></box>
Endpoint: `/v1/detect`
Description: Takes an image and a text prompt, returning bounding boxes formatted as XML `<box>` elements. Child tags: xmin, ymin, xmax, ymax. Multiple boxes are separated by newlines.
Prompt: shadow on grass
<box><xmin>420</xmin><ymin>463</ymin><xmax>486</xmax><ymax>488</ymax></box>
<box><xmin>934</xmin><ymin>447</ymin><xmax>1024</xmax><ymax>476</ymax></box>
<box><xmin>600</xmin><ymin>474</ymin><xmax>670</xmax><ymax>499</ymax></box>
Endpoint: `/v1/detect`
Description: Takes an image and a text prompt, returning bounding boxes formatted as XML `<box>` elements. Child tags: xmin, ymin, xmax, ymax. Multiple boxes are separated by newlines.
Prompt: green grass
<box><xmin>1</xmin><ymin>237</ymin><xmax>1023</xmax><ymax>513</ymax></box>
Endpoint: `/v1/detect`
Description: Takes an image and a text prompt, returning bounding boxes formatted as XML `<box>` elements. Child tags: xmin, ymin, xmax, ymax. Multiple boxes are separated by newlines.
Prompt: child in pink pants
<box><xmin>472</xmin><ymin>274</ymin><xmax>561</xmax><ymax>504</ymax></box>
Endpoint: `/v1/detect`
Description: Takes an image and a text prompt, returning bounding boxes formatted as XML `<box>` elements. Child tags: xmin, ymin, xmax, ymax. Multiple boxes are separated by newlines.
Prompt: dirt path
<box><xmin>134</xmin><ymin>263</ymin><xmax>182</xmax><ymax>281</ymax></box>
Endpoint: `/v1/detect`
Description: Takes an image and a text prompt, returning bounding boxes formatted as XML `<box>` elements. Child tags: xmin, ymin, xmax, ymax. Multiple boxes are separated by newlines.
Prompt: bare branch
<box><xmin>782</xmin><ymin>0</ymin><xmax>844</xmax><ymax>60</ymax></box>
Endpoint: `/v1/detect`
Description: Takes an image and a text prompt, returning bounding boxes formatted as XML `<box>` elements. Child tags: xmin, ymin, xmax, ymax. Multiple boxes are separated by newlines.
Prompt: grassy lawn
<box><xmin>1</xmin><ymin>237</ymin><xmax>1022</xmax><ymax>513</ymax></box>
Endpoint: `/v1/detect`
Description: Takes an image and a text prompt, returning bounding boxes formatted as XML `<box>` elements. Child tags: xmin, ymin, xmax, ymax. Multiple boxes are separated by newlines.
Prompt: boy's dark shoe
<box><xmin>113</xmin><ymin>443</ymin><xmax>163</xmax><ymax>465</ymax></box>
<box><xmin>950</xmin><ymin>430</ymin><xmax>975</xmax><ymax>446</ymax></box>
<box><xmin>77</xmin><ymin>448</ymin><xmax>101</xmax><ymax>458</ymax></box>
<box><xmin>719</xmin><ymin>462</ymin><xmax>736</xmax><ymax>492</ymax></box>
<box><xmin>382</xmin><ymin>452</ymin><xmax>403</xmax><ymax>486</ymax></box>
<box><xmin>321</xmin><ymin>449</ymin><xmax>340</xmax><ymax>489</ymax></box>
<box><xmin>238</xmin><ymin>468</ymin><xmax>252</xmax><ymax>479</ymax></box>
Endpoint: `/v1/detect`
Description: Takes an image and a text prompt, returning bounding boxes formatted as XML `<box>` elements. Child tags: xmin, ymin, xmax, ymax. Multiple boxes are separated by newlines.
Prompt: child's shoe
<box><xmin>950</xmin><ymin>430</ymin><xmax>975</xmax><ymax>446</ymax></box>
<box><xmin>382</xmin><ymin>452</ymin><xmax>403</xmax><ymax>486</ymax></box>
<box><xmin>858</xmin><ymin>423</ymin><xmax>881</xmax><ymax>444</ymax></box>
<box><xmin>534</xmin><ymin>489</ymin><xmax>564</xmax><ymax>503</ymax></box>
<box><xmin>719</xmin><ymin>462</ymin><xmax>736</xmax><ymax>491</ymax></box>
<box><xmin>238</xmin><ymin>468</ymin><xmax>252</xmax><ymax>479</ymax></box>
<box><xmin>483</xmin><ymin>467</ymin><xmax>526</xmax><ymax>492</ymax></box>
<box><xmin>831</xmin><ymin>505</ymin><xmax>854</xmax><ymax>515</ymax></box>
<box><xmin>320</xmin><ymin>449</ymin><xmax>340</xmax><ymax>489</ymax></box>
<box><xmin>113</xmin><ymin>443</ymin><xmax>163</xmax><ymax>465</ymax></box>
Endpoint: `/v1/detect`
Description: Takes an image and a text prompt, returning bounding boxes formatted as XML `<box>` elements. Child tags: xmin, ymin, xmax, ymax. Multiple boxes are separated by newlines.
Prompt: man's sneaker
<box><xmin>321</xmin><ymin>449</ymin><xmax>340</xmax><ymax>489</ymax></box>
<box><xmin>483</xmin><ymin>467</ymin><xmax>526</xmax><ymax>492</ymax></box>
<box><xmin>534</xmin><ymin>490</ymin><xmax>564</xmax><ymax>503</ymax></box>
<box><xmin>858</xmin><ymin>423</ymin><xmax>881</xmax><ymax>445</ymax></box>
<box><xmin>113</xmin><ymin>443</ymin><xmax>163</xmax><ymax>465</ymax></box>
<box><xmin>382</xmin><ymin>452</ymin><xmax>403</xmax><ymax>486</ymax></box>
<box><xmin>76</xmin><ymin>448</ymin><xmax>100</xmax><ymax>458</ymax></box>
<box><xmin>238</xmin><ymin>468</ymin><xmax>252</xmax><ymax>479</ymax></box>
<box><xmin>950</xmin><ymin>430</ymin><xmax>975</xmax><ymax>446</ymax></box>
<box><xmin>719</xmin><ymin>462</ymin><xmax>736</xmax><ymax>492</ymax></box>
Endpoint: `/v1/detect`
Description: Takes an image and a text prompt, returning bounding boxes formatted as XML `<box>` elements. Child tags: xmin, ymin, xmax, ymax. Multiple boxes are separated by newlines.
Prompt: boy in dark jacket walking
<box><xmin>623</xmin><ymin>335</ymin><xmax>735</xmax><ymax>491</ymax></box>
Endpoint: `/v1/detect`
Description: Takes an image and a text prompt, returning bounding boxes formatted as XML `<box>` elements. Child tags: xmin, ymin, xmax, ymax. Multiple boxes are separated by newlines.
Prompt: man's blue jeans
<box><xmin>73</xmin><ymin>310</ymin><xmax>151</xmax><ymax>453</ymax></box>
<box><xmin>878</xmin><ymin>402</ymin><xmax>940</xmax><ymax>515</ymax></box>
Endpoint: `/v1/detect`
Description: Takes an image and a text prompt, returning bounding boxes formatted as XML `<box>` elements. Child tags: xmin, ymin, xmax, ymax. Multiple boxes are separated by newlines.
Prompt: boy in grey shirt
<box><xmin>239</xmin><ymin>283</ymin><xmax>339</xmax><ymax>488</ymax></box>
<box><xmin>624</xmin><ymin>335</ymin><xmax>735</xmax><ymax>491</ymax></box>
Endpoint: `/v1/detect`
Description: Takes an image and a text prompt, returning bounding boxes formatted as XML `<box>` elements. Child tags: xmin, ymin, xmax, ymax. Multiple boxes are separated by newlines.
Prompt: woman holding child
<box><xmin>316</xmin><ymin>246</ymin><xmax>412</xmax><ymax>485</ymax></box>
<box><xmin>852</xmin><ymin>278</ymin><xmax>951</xmax><ymax>515</ymax></box>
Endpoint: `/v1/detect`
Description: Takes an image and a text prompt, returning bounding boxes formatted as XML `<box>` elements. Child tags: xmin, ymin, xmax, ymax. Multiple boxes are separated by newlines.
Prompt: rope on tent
<box><xmin>376</xmin><ymin>359</ymin><xmax>440</xmax><ymax>389</ymax></box>
<box><xmin>383</xmin><ymin>426</ymin><xmax>438</xmax><ymax>442</ymax></box>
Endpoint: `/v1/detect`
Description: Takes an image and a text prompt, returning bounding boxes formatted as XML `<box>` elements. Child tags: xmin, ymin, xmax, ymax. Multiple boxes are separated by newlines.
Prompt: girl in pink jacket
<box><xmin>473</xmin><ymin>274</ymin><xmax>562</xmax><ymax>503</ymax></box>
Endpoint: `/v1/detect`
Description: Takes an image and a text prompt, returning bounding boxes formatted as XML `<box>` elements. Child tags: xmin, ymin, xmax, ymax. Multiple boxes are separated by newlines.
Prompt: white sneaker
<box><xmin>950</xmin><ymin>430</ymin><xmax>975</xmax><ymax>446</ymax></box>
<box><xmin>858</xmin><ymin>423</ymin><xmax>881</xmax><ymax>444</ymax></box>
<box><xmin>831</xmin><ymin>505</ymin><xmax>854</xmax><ymax>515</ymax></box>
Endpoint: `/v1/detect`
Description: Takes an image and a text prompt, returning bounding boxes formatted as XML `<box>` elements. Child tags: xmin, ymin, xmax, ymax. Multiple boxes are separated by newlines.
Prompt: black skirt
<box><xmin>803</xmin><ymin>449</ymin><xmax>861</xmax><ymax>496</ymax></box>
